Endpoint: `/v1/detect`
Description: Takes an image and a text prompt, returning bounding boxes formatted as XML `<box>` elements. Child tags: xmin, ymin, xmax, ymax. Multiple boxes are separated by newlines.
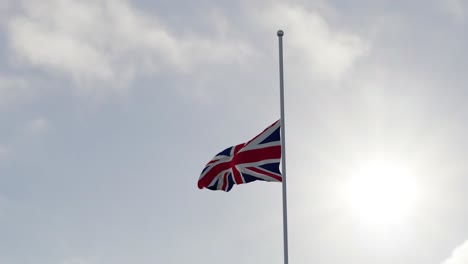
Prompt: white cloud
<box><xmin>260</xmin><ymin>3</ymin><xmax>369</xmax><ymax>81</ymax></box>
<box><xmin>442</xmin><ymin>240</ymin><xmax>468</xmax><ymax>264</ymax></box>
<box><xmin>7</xmin><ymin>0</ymin><xmax>254</xmax><ymax>94</ymax></box>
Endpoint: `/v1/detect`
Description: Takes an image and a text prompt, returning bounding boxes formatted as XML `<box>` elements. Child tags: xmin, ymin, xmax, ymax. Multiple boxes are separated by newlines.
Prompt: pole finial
<box><xmin>277</xmin><ymin>30</ymin><xmax>284</xmax><ymax>37</ymax></box>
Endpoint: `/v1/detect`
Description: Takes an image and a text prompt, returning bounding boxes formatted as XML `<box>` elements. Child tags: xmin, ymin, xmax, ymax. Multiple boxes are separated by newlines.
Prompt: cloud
<box><xmin>7</xmin><ymin>0</ymin><xmax>254</xmax><ymax>94</ymax></box>
<box><xmin>260</xmin><ymin>3</ymin><xmax>369</xmax><ymax>81</ymax></box>
<box><xmin>441</xmin><ymin>240</ymin><xmax>468</xmax><ymax>264</ymax></box>
<box><xmin>4</xmin><ymin>0</ymin><xmax>367</xmax><ymax>101</ymax></box>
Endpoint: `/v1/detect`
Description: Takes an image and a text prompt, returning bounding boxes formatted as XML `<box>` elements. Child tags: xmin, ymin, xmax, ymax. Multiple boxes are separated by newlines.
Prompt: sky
<box><xmin>1</xmin><ymin>0</ymin><xmax>468</xmax><ymax>263</ymax></box>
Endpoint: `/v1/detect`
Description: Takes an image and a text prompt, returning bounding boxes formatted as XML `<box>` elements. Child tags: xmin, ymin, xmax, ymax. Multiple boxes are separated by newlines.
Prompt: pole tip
<box><xmin>277</xmin><ymin>30</ymin><xmax>284</xmax><ymax>37</ymax></box>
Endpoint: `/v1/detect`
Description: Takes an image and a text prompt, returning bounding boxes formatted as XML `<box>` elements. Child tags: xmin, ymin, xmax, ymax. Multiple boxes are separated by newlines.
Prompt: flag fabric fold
<box><xmin>198</xmin><ymin>120</ymin><xmax>282</xmax><ymax>192</ymax></box>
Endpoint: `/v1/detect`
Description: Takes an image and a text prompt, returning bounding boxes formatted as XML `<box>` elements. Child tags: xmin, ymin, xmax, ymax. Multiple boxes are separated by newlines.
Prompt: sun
<box><xmin>344</xmin><ymin>159</ymin><xmax>420</xmax><ymax>228</ymax></box>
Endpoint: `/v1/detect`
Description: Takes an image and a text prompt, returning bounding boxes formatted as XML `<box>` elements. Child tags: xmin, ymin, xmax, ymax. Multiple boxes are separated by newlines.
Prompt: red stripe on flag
<box><xmin>231</xmin><ymin>144</ymin><xmax>245</xmax><ymax>184</ymax></box>
<box><xmin>247</xmin><ymin>166</ymin><xmax>282</xmax><ymax>181</ymax></box>
<box><xmin>232</xmin><ymin>166</ymin><xmax>243</xmax><ymax>184</ymax></box>
<box><xmin>222</xmin><ymin>172</ymin><xmax>228</xmax><ymax>191</ymax></box>
<box><xmin>198</xmin><ymin>161</ymin><xmax>231</xmax><ymax>189</ymax></box>
<box><xmin>235</xmin><ymin>146</ymin><xmax>281</xmax><ymax>165</ymax></box>
<box><xmin>206</xmin><ymin>159</ymin><xmax>219</xmax><ymax>166</ymax></box>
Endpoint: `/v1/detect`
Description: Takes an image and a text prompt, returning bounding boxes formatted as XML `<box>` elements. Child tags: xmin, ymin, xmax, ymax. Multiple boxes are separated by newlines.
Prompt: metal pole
<box><xmin>277</xmin><ymin>29</ymin><xmax>289</xmax><ymax>264</ymax></box>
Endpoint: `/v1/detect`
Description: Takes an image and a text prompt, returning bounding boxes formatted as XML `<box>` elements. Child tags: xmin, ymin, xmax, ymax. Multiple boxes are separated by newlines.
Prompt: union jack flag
<box><xmin>198</xmin><ymin>120</ymin><xmax>282</xmax><ymax>192</ymax></box>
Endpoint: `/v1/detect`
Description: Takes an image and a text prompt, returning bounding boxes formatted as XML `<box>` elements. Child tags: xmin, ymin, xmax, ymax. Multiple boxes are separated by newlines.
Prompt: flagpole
<box><xmin>277</xmin><ymin>30</ymin><xmax>289</xmax><ymax>264</ymax></box>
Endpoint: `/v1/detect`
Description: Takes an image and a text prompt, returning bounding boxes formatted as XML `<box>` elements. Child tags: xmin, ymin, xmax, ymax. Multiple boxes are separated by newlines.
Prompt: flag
<box><xmin>198</xmin><ymin>120</ymin><xmax>282</xmax><ymax>192</ymax></box>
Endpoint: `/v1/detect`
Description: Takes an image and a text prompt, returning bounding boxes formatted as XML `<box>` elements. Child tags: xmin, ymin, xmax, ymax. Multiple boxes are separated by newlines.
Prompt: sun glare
<box><xmin>345</xmin><ymin>159</ymin><xmax>420</xmax><ymax>228</ymax></box>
